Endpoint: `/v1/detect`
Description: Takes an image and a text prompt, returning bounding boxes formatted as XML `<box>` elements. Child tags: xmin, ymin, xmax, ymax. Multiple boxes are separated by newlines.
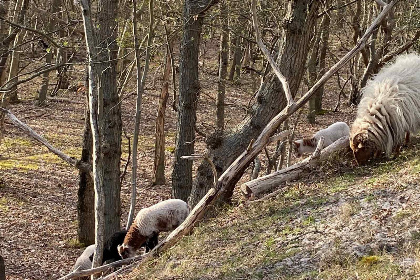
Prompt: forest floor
<box><xmin>0</xmin><ymin>43</ymin><xmax>418</xmax><ymax>280</ymax></box>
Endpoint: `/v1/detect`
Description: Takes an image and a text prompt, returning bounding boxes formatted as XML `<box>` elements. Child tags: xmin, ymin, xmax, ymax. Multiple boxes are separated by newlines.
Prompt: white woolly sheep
<box><xmin>72</xmin><ymin>244</ymin><xmax>95</xmax><ymax>276</ymax></box>
<box><xmin>293</xmin><ymin>122</ymin><xmax>350</xmax><ymax>156</ymax></box>
<box><xmin>117</xmin><ymin>199</ymin><xmax>190</xmax><ymax>259</ymax></box>
<box><xmin>350</xmin><ymin>53</ymin><xmax>420</xmax><ymax>164</ymax></box>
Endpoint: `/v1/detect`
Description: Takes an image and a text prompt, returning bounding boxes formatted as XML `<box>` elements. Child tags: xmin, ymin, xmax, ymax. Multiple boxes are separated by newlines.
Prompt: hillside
<box><xmin>131</xmin><ymin>142</ymin><xmax>420</xmax><ymax>280</ymax></box>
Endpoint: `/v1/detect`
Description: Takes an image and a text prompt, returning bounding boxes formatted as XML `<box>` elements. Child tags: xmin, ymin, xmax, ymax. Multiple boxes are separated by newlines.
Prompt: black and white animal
<box><xmin>117</xmin><ymin>199</ymin><xmax>190</xmax><ymax>259</ymax></box>
<box><xmin>350</xmin><ymin>53</ymin><xmax>420</xmax><ymax>164</ymax></box>
<box><xmin>72</xmin><ymin>229</ymin><xmax>157</xmax><ymax>274</ymax></box>
<box><xmin>293</xmin><ymin>122</ymin><xmax>350</xmax><ymax>156</ymax></box>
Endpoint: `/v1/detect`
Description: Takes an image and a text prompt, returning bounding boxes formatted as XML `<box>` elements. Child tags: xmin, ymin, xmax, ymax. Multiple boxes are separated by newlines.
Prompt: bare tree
<box><xmin>216</xmin><ymin>0</ymin><xmax>229</xmax><ymax>132</ymax></box>
<box><xmin>127</xmin><ymin>0</ymin><xmax>154</xmax><ymax>228</ymax></box>
<box><xmin>188</xmin><ymin>0</ymin><xmax>320</xmax><ymax>206</ymax></box>
<box><xmin>79</xmin><ymin>0</ymin><xmax>121</xmax><ymax>269</ymax></box>
<box><xmin>153</xmin><ymin>35</ymin><xmax>172</xmax><ymax>185</ymax></box>
<box><xmin>172</xmin><ymin>0</ymin><xmax>217</xmax><ymax>201</ymax></box>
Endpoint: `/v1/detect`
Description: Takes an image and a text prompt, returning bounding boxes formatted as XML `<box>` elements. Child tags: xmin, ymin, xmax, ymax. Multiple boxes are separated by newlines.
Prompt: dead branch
<box><xmin>251</xmin><ymin>0</ymin><xmax>294</xmax><ymax>106</ymax></box>
<box><xmin>241</xmin><ymin>137</ymin><xmax>349</xmax><ymax>198</ymax></box>
<box><xmin>378</xmin><ymin>30</ymin><xmax>420</xmax><ymax>67</ymax></box>
<box><xmin>268</xmin><ymin>130</ymin><xmax>290</xmax><ymax>144</ymax></box>
<box><xmin>0</xmin><ymin>63</ymin><xmax>68</xmax><ymax>93</ymax></box>
<box><xmin>88</xmin><ymin>1</ymin><xmax>398</xmax><ymax>278</ymax></box>
<box><xmin>0</xmin><ymin>108</ymin><xmax>92</xmax><ymax>174</ymax></box>
<box><xmin>58</xmin><ymin>255</ymin><xmax>144</xmax><ymax>280</ymax></box>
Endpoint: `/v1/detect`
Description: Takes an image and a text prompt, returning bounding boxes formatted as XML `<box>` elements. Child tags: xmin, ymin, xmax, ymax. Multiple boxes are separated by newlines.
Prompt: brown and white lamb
<box><xmin>117</xmin><ymin>199</ymin><xmax>189</xmax><ymax>259</ymax></box>
<box><xmin>293</xmin><ymin>122</ymin><xmax>350</xmax><ymax>156</ymax></box>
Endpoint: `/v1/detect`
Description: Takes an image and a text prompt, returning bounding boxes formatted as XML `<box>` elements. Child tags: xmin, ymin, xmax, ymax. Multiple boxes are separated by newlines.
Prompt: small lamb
<box><xmin>293</xmin><ymin>122</ymin><xmax>350</xmax><ymax>156</ymax></box>
<box><xmin>117</xmin><ymin>199</ymin><xmax>189</xmax><ymax>259</ymax></box>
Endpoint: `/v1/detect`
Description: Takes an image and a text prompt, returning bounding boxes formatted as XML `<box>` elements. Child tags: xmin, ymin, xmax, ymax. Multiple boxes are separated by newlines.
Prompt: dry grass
<box><xmin>131</xmin><ymin>142</ymin><xmax>420</xmax><ymax>280</ymax></box>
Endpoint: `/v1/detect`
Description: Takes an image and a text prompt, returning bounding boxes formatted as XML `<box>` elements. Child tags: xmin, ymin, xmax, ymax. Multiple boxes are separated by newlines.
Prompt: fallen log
<box><xmin>241</xmin><ymin>136</ymin><xmax>350</xmax><ymax>198</ymax></box>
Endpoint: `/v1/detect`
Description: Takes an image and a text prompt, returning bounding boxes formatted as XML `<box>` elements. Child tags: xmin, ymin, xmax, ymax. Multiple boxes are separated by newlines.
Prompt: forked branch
<box><xmin>251</xmin><ymin>0</ymin><xmax>294</xmax><ymax>105</ymax></box>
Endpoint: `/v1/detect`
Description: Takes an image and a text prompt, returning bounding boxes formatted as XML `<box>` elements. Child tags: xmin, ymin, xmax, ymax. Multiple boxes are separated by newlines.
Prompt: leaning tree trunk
<box><xmin>172</xmin><ymin>0</ymin><xmax>216</xmax><ymax>201</ymax></box>
<box><xmin>189</xmin><ymin>0</ymin><xmax>320</xmax><ymax>206</ymax></box>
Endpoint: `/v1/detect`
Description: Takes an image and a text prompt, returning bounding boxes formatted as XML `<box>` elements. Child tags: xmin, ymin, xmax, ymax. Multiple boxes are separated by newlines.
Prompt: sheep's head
<box><xmin>117</xmin><ymin>244</ymin><xmax>135</xmax><ymax>259</ymax></box>
<box><xmin>350</xmin><ymin>132</ymin><xmax>376</xmax><ymax>165</ymax></box>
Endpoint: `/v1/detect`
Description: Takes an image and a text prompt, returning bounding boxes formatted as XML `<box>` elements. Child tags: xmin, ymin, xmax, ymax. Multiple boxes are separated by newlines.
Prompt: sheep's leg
<box><xmin>145</xmin><ymin>232</ymin><xmax>159</xmax><ymax>252</ymax></box>
<box><xmin>404</xmin><ymin>131</ymin><xmax>410</xmax><ymax>146</ymax></box>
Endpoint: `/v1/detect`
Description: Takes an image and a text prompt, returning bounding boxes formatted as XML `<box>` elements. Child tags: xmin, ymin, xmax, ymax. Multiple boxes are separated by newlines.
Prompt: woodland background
<box><xmin>0</xmin><ymin>0</ymin><xmax>419</xmax><ymax>279</ymax></box>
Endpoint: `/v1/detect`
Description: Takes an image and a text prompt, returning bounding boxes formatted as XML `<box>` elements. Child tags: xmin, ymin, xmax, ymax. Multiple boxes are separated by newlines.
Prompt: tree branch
<box><xmin>378</xmin><ymin>30</ymin><xmax>420</xmax><ymax>67</ymax></box>
<box><xmin>0</xmin><ymin>108</ymin><xmax>92</xmax><ymax>174</ymax></box>
<box><xmin>0</xmin><ymin>16</ymin><xmax>60</xmax><ymax>48</ymax></box>
<box><xmin>0</xmin><ymin>63</ymin><xmax>68</xmax><ymax>92</ymax></box>
<box><xmin>251</xmin><ymin>0</ymin><xmax>294</xmax><ymax>106</ymax></box>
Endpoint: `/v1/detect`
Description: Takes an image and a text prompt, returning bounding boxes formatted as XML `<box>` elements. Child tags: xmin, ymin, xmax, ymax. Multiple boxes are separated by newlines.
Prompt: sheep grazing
<box><xmin>117</xmin><ymin>199</ymin><xmax>190</xmax><ymax>259</ymax></box>
<box><xmin>350</xmin><ymin>53</ymin><xmax>420</xmax><ymax>164</ymax></box>
<box><xmin>293</xmin><ymin>122</ymin><xmax>350</xmax><ymax>156</ymax></box>
<box><xmin>72</xmin><ymin>244</ymin><xmax>95</xmax><ymax>274</ymax></box>
<box><xmin>72</xmin><ymin>229</ymin><xmax>157</xmax><ymax>276</ymax></box>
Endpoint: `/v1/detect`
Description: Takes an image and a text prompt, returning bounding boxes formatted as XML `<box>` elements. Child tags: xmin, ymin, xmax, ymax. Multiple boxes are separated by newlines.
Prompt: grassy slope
<box><xmin>132</xmin><ymin>142</ymin><xmax>420</xmax><ymax>280</ymax></box>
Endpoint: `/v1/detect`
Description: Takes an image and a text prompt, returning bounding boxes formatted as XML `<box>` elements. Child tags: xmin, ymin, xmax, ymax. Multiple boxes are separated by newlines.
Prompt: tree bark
<box><xmin>189</xmin><ymin>0</ymin><xmax>320</xmax><ymax>206</ymax></box>
<box><xmin>97</xmin><ymin>0</ymin><xmax>121</xmax><ymax>242</ymax></box>
<box><xmin>1</xmin><ymin>0</ymin><xmax>28</xmax><ymax>104</ymax></box>
<box><xmin>38</xmin><ymin>50</ymin><xmax>53</xmax><ymax>105</ymax></box>
<box><xmin>79</xmin><ymin>0</ymin><xmax>121</xmax><ymax>269</ymax></box>
<box><xmin>172</xmin><ymin>0</ymin><xmax>216</xmax><ymax>201</ymax></box>
<box><xmin>216</xmin><ymin>0</ymin><xmax>229</xmax><ymax>132</ymax></box>
<box><xmin>153</xmin><ymin>44</ymin><xmax>171</xmax><ymax>185</ymax></box>
<box><xmin>314</xmin><ymin>9</ymin><xmax>330</xmax><ymax>112</ymax></box>
<box><xmin>78</xmin><ymin>88</ymin><xmax>95</xmax><ymax>245</ymax></box>
<box><xmin>228</xmin><ymin>34</ymin><xmax>242</xmax><ymax>81</ymax></box>
<box><xmin>0</xmin><ymin>255</ymin><xmax>4</xmax><ymax>280</ymax></box>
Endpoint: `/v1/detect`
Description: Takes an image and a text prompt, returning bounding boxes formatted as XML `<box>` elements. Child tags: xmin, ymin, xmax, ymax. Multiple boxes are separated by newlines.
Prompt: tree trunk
<box><xmin>153</xmin><ymin>46</ymin><xmax>171</xmax><ymax>185</ymax></box>
<box><xmin>1</xmin><ymin>0</ymin><xmax>28</xmax><ymax>103</ymax></box>
<box><xmin>314</xmin><ymin>8</ymin><xmax>330</xmax><ymax>113</ymax></box>
<box><xmin>97</xmin><ymin>0</ymin><xmax>121</xmax><ymax>241</ymax></box>
<box><xmin>79</xmin><ymin>0</ymin><xmax>121</xmax><ymax>269</ymax></box>
<box><xmin>189</xmin><ymin>0</ymin><xmax>320</xmax><ymax>206</ymax></box>
<box><xmin>38</xmin><ymin>50</ymin><xmax>53</xmax><ymax>105</ymax></box>
<box><xmin>78</xmin><ymin>88</ymin><xmax>95</xmax><ymax>245</ymax></box>
<box><xmin>128</xmin><ymin>0</ymin><xmax>154</xmax><ymax>227</ymax></box>
<box><xmin>307</xmin><ymin>21</ymin><xmax>321</xmax><ymax>124</ymax></box>
<box><xmin>7</xmin><ymin>29</ymin><xmax>25</xmax><ymax>104</ymax></box>
<box><xmin>0</xmin><ymin>255</ymin><xmax>4</xmax><ymax>280</ymax></box>
<box><xmin>216</xmin><ymin>0</ymin><xmax>229</xmax><ymax>132</ymax></box>
<box><xmin>172</xmin><ymin>0</ymin><xmax>216</xmax><ymax>201</ymax></box>
<box><xmin>228</xmin><ymin>34</ymin><xmax>242</xmax><ymax>81</ymax></box>
<box><xmin>38</xmin><ymin>4</ymin><xmax>55</xmax><ymax>105</ymax></box>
